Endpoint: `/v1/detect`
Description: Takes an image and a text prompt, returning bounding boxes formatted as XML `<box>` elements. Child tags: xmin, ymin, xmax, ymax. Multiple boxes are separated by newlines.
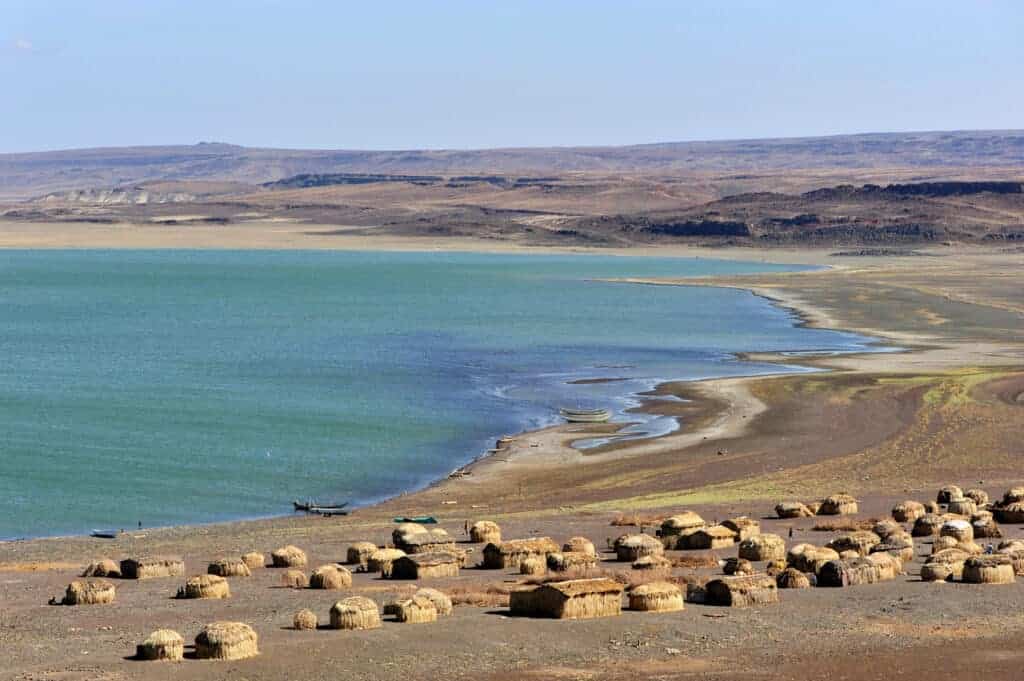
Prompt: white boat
<box><xmin>559</xmin><ymin>407</ymin><xmax>612</xmax><ymax>423</ymax></box>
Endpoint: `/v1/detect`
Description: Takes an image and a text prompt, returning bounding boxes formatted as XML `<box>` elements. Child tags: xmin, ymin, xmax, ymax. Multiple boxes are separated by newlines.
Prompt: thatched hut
<box><xmin>971</xmin><ymin>512</ymin><xmax>1001</xmax><ymax>539</ymax></box>
<box><xmin>615</xmin><ymin>534</ymin><xmax>664</xmax><ymax>561</ymax></box>
<box><xmin>61</xmin><ymin>579</ymin><xmax>116</xmax><ymax>605</ymax></box>
<box><xmin>293</xmin><ymin>609</ymin><xmax>318</xmax><ymax>631</ymax></box>
<box><xmin>548</xmin><ymin>551</ymin><xmax>598</xmax><ymax>572</ymax></box>
<box><xmin>866</xmin><ymin>552</ymin><xmax>903</xmax><ymax>580</ymax></box>
<box><xmin>892</xmin><ymin>500</ymin><xmax>926</xmax><ymax>523</ymax></box>
<box><xmin>367</xmin><ymin>548</ymin><xmax>406</xmax><ymax>576</ymax></box>
<box><xmin>872</xmin><ymin>519</ymin><xmax>903</xmax><ymax>540</ymax></box>
<box><xmin>563</xmin><ymin>536</ymin><xmax>597</xmax><ymax>557</ymax></box>
<box><xmin>393</xmin><ymin>525</ymin><xmax>456</xmax><ymax>554</ymax></box>
<box><xmin>346</xmin><ymin>542</ymin><xmax>378</xmax><ymax>570</ymax></box>
<box><xmin>395</xmin><ymin>595</ymin><xmax>438</xmax><ymax>623</ymax></box>
<box><xmin>195</xmin><ymin>622</ymin><xmax>259</xmax><ymax>661</ymax></box>
<box><xmin>722</xmin><ymin>516</ymin><xmax>760</xmax><ymax>542</ymax></box>
<box><xmin>723</xmin><ymin>557</ymin><xmax>754</xmax><ymax>576</ymax></box>
<box><xmin>947</xmin><ymin>498</ymin><xmax>977</xmax><ymax>517</ymax></box>
<box><xmin>658</xmin><ymin>512</ymin><xmax>706</xmax><ymax>547</ymax></box>
<box><xmin>921</xmin><ymin>548</ymin><xmax>970</xmax><ymax>582</ymax></box>
<box><xmin>469</xmin><ymin>521</ymin><xmax>502</xmax><ymax>544</ymax></box>
<box><xmin>136</xmin><ymin>629</ymin><xmax>184</xmax><ymax>662</ymax></box>
<box><xmin>818</xmin><ymin>494</ymin><xmax>858</xmax><ymax>515</ymax></box>
<box><xmin>177</xmin><ymin>574</ymin><xmax>230</xmax><ymax>600</ymax></box>
<box><xmin>389</xmin><ymin>552</ymin><xmax>460</xmax><ymax>580</ymax></box>
<box><xmin>997</xmin><ymin>547</ymin><xmax>1024</xmax><ymax>575</ymax></box>
<box><xmin>937</xmin><ymin>485</ymin><xmax>964</xmax><ymax>504</ymax></box>
<box><xmin>871</xmin><ymin>536</ymin><xmax>915</xmax><ymax>563</ymax></box>
<box><xmin>81</xmin><ymin>559</ymin><xmax>120</xmax><ymax>578</ymax></box>
<box><xmin>786</xmin><ymin>543</ymin><xmax>840</xmax><ymax>574</ymax></box>
<box><xmin>482</xmin><ymin>537</ymin><xmax>559</xmax><ymax>570</ymax></box>
<box><xmin>280</xmin><ymin>569</ymin><xmax>308</xmax><ymax>588</ymax></box>
<box><xmin>208</xmin><ymin>558</ymin><xmax>251</xmax><ymax>578</ymax></box>
<box><xmin>509</xmin><ymin>578</ymin><xmax>623</xmax><ymax>619</ymax></box>
<box><xmin>309</xmin><ymin>564</ymin><xmax>353</xmax><ymax>589</ymax></box>
<box><xmin>962</xmin><ymin>555</ymin><xmax>1015</xmax><ymax>584</ymax></box>
<box><xmin>705</xmin><ymin>575</ymin><xmax>778</xmax><ymax>607</ymax></box>
<box><xmin>688</xmin><ymin>526</ymin><xmax>736</xmax><ymax>550</ymax></box>
<box><xmin>817</xmin><ymin>557</ymin><xmax>887</xmax><ymax>587</ymax></box>
<box><xmin>519</xmin><ymin>556</ymin><xmax>546</xmax><ymax>576</ymax></box>
<box><xmin>270</xmin><ymin>545</ymin><xmax>307</xmax><ymax>568</ymax></box>
<box><xmin>776</xmin><ymin>568</ymin><xmax>812</xmax><ymax>589</ymax></box>
<box><xmin>826</xmin><ymin>530</ymin><xmax>882</xmax><ymax>557</ymax></box>
<box><xmin>628</xmin><ymin>581</ymin><xmax>683</xmax><ymax>612</ymax></box>
<box><xmin>775</xmin><ymin>501</ymin><xmax>814</xmax><ymax>519</ymax></box>
<box><xmin>415</xmin><ymin>587</ymin><xmax>453</xmax><ymax>616</ymax></box>
<box><xmin>330</xmin><ymin>596</ymin><xmax>382</xmax><ymax>630</ymax></box>
<box><xmin>924</xmin><ymin>501</ymin><xmax>941</xmax><ymax>514</ymax></box>
<box><xmin>738</xmin><ymin>534</ymin><xmax>786</xmax><ymax>562</ymax></box>
<box><xmin>992</xmin><ymin>488</ymin><xmax>1024</xmax><ymax>523</ymax></box>
<box><xmin>940</xmin><ymin>519</ymin><xmax>974</xmax><ymax>543</ymax></box>
<box><xmin>120</xmin><ymin>556</ymin><xmax>185</xmax><ymax>580</ymax></box>
<box><xmin>912</xmin><ymin>513</ymin><xmax>951</xmax><ymax>537</ymax></box>
<box><xmin>241</xmin><ymin>552</ymin><xmax>265</xmax><ymax>570</ymax></box>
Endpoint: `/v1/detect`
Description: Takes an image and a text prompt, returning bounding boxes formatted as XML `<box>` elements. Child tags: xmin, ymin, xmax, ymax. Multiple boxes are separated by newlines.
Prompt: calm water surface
<box><xmin>0</xmin><ymin>250</ymin><xmax>876</xmax><ymax>539</ymax></box>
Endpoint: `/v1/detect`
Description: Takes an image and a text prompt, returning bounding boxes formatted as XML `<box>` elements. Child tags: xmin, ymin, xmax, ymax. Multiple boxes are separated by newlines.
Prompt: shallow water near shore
<box><xmin>0</xmin><ymin>249</ymin><xmax>877</xmax><ymax>539</ymax></box>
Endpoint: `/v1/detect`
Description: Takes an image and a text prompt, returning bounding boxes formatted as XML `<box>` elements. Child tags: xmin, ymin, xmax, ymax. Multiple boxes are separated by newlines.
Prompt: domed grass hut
<box><xmin>947</xmin><ymin>498</ymin><xmax>978</xmax><ymax>517</ymax></box>
<box><xmin>469</xmin><ymin>521</ymin><xmax>502</xmax><ymax>544</ymax></box>
<box><xmin>997</xmin><ymin>546</ymin><xmax>1024</xmax><ymax>575</ymax></box>
<box><xmin>867</xmin><ymin>552</ymin><xmax>903</xmax><ymax>580</ymax></box>
<box><xmin>615</xmin><ymin>534</ymin><xmax>664</xmax><ymax>562</ymax></box>
<box><xmin>330</xmin><ymin>596</ymin><xmax>382</xmax><ymax>630</ymax></box>
<box><xmin>177</xmin><ymin>574</ymin><xmax>230</xmax><ymax>600</ymax></box>
<box><xmin>723</xmin><ymin>557</ymin><xmax>754</xmax><ymax>576</ymax></box>
<box><xmin>195</xmin><ymin>622</ymin><xmax>259</xmax><ymax>661</ymax></box>
<box><xmin>393</xmin><ymin>525</ymin><xmax>456</xmax><ymax>555</ymax></box>
<box><xmin>993</xmin><ymin>488</ymin><xmax>1024</xmax><ymax>523</ymax></box>
<box><xmin>270</xmin><ymin>545</ymin><xmax>307</xmax><ymax>568</ymax></box>
<box><xmin>739</xmin><ymin>534</ymin><xmax>786</xmax><ymax>562</ymax></box>
<box><xmin>389</xmin><ymin>552</ymin><xmax>461</xmax><ymax>580</ymax></box>
<box><xmin>704</xmin><ymin>575</ymin><xmax>778</xmax><ymax>607</ymax></box>
<box><xmin>309</xmin><ymin>564</ymin><xmax>353</xmax><ymax>589</ymax></box>
<box><xmin>657</xmin><ymin>512</ymin><xmax>706</xmax><ymax>548</ymax></box>
<box><xmin>81</xmin><ymin>559</ymin><xmax>120</xmax><ymax>578</ymax></box>
<box><xmin>722</xmin><ymin>516</ymin><xmax>760</xmax><ymax>542</ymax></box>
<box><xmin>519</xmin><ymin>556</ymin><xmax>546</xmax><ymax>576</ymax></box>
<box><xmin>208</xmin><ymin>558</ymin><xmax>251</xmax><ymax>578</ymax></box>
<box><xmin>972</xmin><ymin>513</ymin><xmax>1002</xmax><ymax>539</ymax></box>
<box><xmin>120</xmin><ymin>556</ymin><xmax>185</xmax><ymax>580</ymax></box>
<box><xmin>241</xmin><ymin>552</ymin><xmax>265</xmax><ymax>570</ymax></box>
<box><xmin>818</xmin><ymin>494</ymin><xmax>858</xmax><ymax>516</ymax></box>
<box><xmin>912</xmin><ymin>513</ymin><xmax>951</xmax><ymax>537</ymax></box>
<box><xmin>632</xmin><ymin>554</ymin><xmax>672</xmax><ymax>572</ymax></box>
<box><xmin>415</xmin><ymin>587</ymin><xmax>453</xmax><ymax>616</ymax></box>
<box><xmin>775</xmin><ymin>501</ymin><xmax>814</xmax><ymax>519</ymax></box>
<box><xmin>628</xmin><ymin>581</ymin><xmax>683</xmax><ymax>612</ymax></box>
<box><xmin>510</xmin><ymin>578</ymin><xmax>624</xmax><ymax>619</ymax></box>
<box><xmin>346</xmin><ymin>542</ymin><xmax>378</xmax><ymax>570</ymax></box>
<box><xmin>280</xmin><ymin>569</ymin><xmax>308</xmax><ymax>588</ymax></box>
<box><xmin>871</xmin><ymin>533</ymin><xmax>915</xmax><ymax>563</ymax></box>
<box><xmin>817</xmin><ymin>557</ymin><xmax>889</xmax><ymax>587</ymax></box>
<box><xmin>293</xmin><ymin>609</ymin><xmax>318</xmax><ymax>631</ymax></box>
<box><xmin>776</xmin><ymin>567</ymin><xmax>812</xmax><ymax>589</ymax></box>
<box><xmin>892</xmin><ymin>500</ymin><xmax>926</xmax><ymax>523</ymax></box>
<box><xmin>872</xmin><ymin>520</ymin><xmax>903</xmax><ymax>540</ymax></box>
<box><xmin>136</xmin><ymin>629</ymin><xmax>184</xmax><ymax>661</ymax></box>
<box><xmin>940</xmin><ymin>519</ymin><xmax>974</xmax><ymax>543</ymax></box>
<box><xmin>826</xmin><ymin>531</ymin><xmax>882</xmax><ymax>557</ymax></box>
<box><xmin>962</xmin><ymin>555</ymin><xmax>1015</xmax><ymax>584</ymax></box>
<box><xmin>921</xmin><ymin>548</ymin><xmax>971</xmax><ymax>582</ymax></box>
<box><xmin>482</xmin><ymin>537</ymin><xmax>559</xmax><ymax>570</ymax></box>
<box><xmin>395</xmin><ymin>595</ymin><xmax>438</xmax><ymax>623</ymax></box>
<box><xmin>61</xmin><ymin>579</ymin><xmax>116</xmax><ymax>605</ymax></box>
<box><xmin>786</xmin><ymin>543</ymin><xmax>840</xmax><ymax>574</ymax></box>
<box><xmin>548</xmin><ymin>551</ymin><xmax>598</xmax><ymax>572</ymax></box>
<box><xmin>367</xmin><ymin>548</ymin><xmax>406</xmax><ymax>576</ymax></box>
<box><xmin>563</xmin><ymin>536</ymin><xmax>597</xmax><ymax>557</ymax></box>
<box><xmin>688</xmin><ymin>526</ymin><xmax>737</xmax><ymax>550</ymax></box>
<box><xmin>937</xmin><ymin>485</ymin><xmax>964</xmax><ymax>504</ymax></box>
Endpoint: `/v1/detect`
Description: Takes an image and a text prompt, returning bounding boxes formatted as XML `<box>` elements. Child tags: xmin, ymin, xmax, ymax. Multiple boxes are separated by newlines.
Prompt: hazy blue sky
<box><xmin>3</xmin><ymin>1</ymin><xmax>1022</xmax><ymax>152</ymax></box>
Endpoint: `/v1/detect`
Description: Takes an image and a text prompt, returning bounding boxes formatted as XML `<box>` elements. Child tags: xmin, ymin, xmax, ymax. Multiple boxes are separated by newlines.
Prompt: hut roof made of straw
<box><xmin>489</xmin><ymin>537</ymin><xmax>559</xmax><ymax>555</ymax></box>
<box><xmin>396</xmin><ymin>551</ymin><xmax>460</xmax><ymax>567</ymax></box>
<box><xmin>472</xmin><ymin>520</ymin><xmax>500</xmax><ymax>532</ymax></box>
<box><xmin>370</xmin><ymin>548</ymin><xmax>406</xmax><ymax>561</ymax></box>
<box><xmin>539</xmin><ymin>578</ymin><xmax>624</xmax><ymax>598</ymax></box>
<box><xmin>618</xmin><ymin>533</ymin><xmax>662</xmax><ymax>549</ymax></box>
<box><xmin>332</xmin><ymin>595</ymin><xmax>379</xmax><ymax>614</ymax></box>
<box><xmin>629</xmin><ymin>581</ymin><xmax>681</xmax><ymax>597</ymax></box>
<box><xmin>966</xmin><ymin>554</ymin><xmax>1013</xmax><ymax>569</ymax></box>
<box><xmin>1002</xmin><ymin>487</ymin><xmax>1024</xmax><ymax>504</ymax></box>
<box><xmin>926</xmin><ymin>548</ymin><xmax>971</xmax><ymax>565</ymax></box>
<box><xmin>660</xmin><ymin>512</ymin><xmax>705</xmax><ymax>531</ymax></box>
<box><xmin>824</xmin><ymin>493</ymin><xmax>857</xmax><ymax>504</ymax></box>
<box><xmin>143</xmin><ymin>629</ymin><xmax>183</xmax><ymax>646</ymax></box>
<box><xmin>723</xmin><ymin>516</ymin><xmax>759</xmax><ymax>531</ymax></box>
<box><xmin>195</xmin><ymin>621</ymin><xmax>258</xmax><ymax>659</ymax></box>
<box><xmin>399</xmin><ymin>529</ymin><xmax>454</xmax><ymax>547</ymax></box>
<box><xmin>698</xmin><ymin>526</ymin><xmax>737</xmax><ymax>539</ymax></box>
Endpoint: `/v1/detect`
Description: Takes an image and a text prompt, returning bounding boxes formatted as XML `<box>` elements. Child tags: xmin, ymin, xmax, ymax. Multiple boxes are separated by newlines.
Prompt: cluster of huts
<box><xmin>56</xmin><ymin>484</ymin><xmax>1024</xmax><ymax>662</ymax></box>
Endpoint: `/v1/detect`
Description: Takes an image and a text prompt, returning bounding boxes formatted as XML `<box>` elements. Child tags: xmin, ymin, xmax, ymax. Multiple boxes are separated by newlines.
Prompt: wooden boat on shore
<box><xmin>559</xmin><ymin>407</ymin><xmax>612</xmax><ymax>423</ymax></box>
<box><xmin>393</xmin><ymin>516</ymin><xmax>438</xmax><ymax>524</ymax></box>
<box><xmin>90</xmin><ymin>529</ymin><xmax>124</xmax><ymax>539</ymax></box>
<box><xmin>293</xmin><ymin>499</ymin><xmax>349</xmax><ymax>512</ymax></box>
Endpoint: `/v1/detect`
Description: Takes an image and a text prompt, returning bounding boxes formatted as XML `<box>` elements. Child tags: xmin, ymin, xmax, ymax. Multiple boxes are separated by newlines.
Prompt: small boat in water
<box><xmin>559</xmin><ymin>407</ymin><xmax>612</xmax><ymax>423</ymax></box>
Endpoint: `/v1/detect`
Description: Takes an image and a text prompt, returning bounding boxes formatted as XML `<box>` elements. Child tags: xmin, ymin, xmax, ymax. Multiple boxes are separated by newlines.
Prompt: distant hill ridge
<box><xmin>2</xmin><ymin>130</ymin><xmax>1023</xmax><ymax>200</ymax></box>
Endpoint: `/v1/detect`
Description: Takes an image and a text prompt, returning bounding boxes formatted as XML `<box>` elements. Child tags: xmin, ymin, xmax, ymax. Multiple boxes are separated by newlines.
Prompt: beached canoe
<box><xmin>393</xmin><ymin>516</ymin><xmax>438</xmax><ymax>524</ymax></box>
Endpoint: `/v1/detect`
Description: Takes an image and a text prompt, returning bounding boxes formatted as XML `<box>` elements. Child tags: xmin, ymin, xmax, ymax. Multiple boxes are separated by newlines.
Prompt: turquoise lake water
<box><xmin>0</xmin><ymin>250</ymin><xmax>877</xmax><ymax>539</ymax></box>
